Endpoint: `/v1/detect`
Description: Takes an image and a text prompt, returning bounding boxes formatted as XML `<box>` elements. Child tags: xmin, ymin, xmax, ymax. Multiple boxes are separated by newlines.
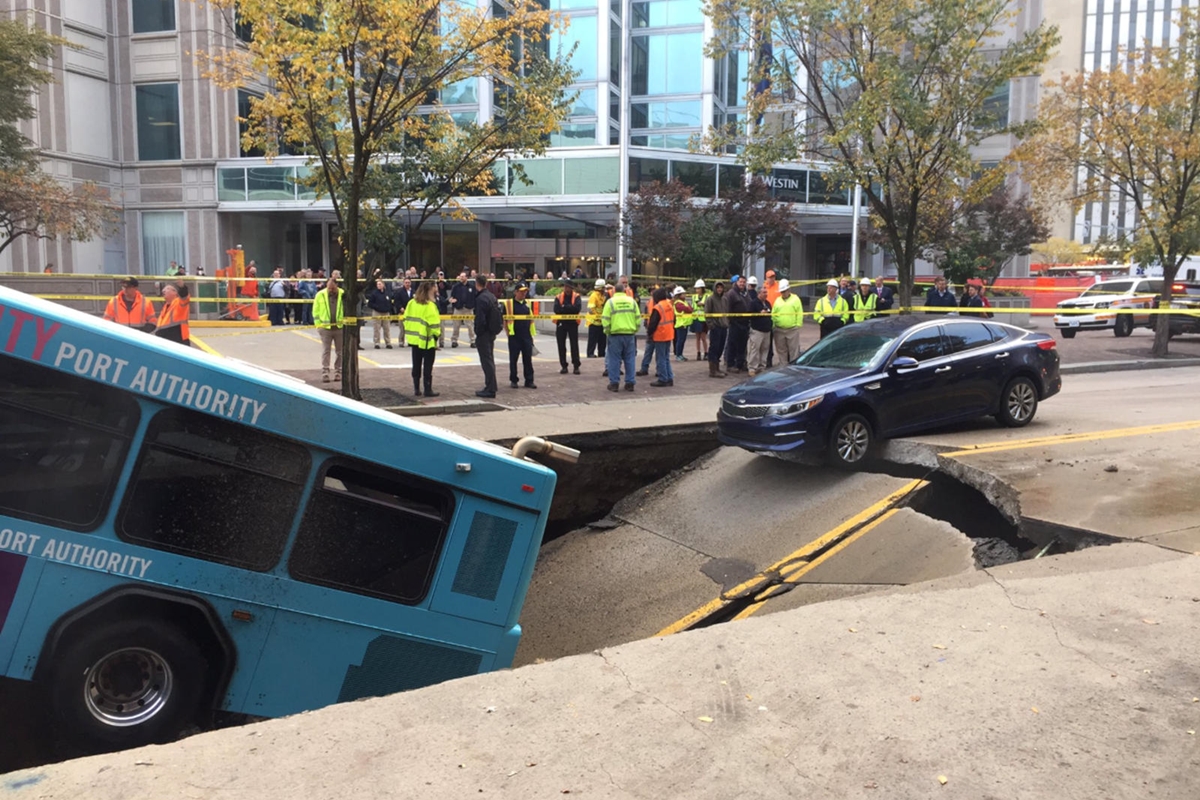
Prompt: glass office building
<box><xmin>2</xmin><ymin>0</ymin><xmax>1041</xmax><ymax>291</ymax></box>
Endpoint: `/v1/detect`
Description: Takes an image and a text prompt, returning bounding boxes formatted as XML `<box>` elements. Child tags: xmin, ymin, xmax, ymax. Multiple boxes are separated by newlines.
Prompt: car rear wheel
<box><xmin>1059</xmin><ymin>328</ymin><xmax>1076</xmax><ymax>339</ymax></box>
<box><xmin>827</xmin><ymin>413</ymin><xmax>873</xmax><ymax>469</ymax></box>
<box><xmin>1113</xmin><ymin>315</ymin><xmax>1133</xmax><ymax>337</ymax></box>
<box><xmin>996</xmin><ymin>377</ymin><xmax>1038</xmax><ymax>428</ymax></box>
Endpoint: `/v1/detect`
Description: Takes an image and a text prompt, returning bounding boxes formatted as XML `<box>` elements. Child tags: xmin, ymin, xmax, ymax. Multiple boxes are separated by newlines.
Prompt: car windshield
<box><xmin>1080</xmin><ymin>281</ymin><xmax>1132</xmax><ymax>297</ymax></box>
<box><xmin>793</xmin><ymin>328</ymin><xmax>899</xmax><ymax>369</ymax></box>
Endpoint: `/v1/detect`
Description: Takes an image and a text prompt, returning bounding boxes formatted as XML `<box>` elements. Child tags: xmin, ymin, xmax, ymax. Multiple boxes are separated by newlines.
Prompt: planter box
<box><xmin>989</xmin><ymin>295</ymin><xmax>1031</xmax><ymax>328</ymax></box>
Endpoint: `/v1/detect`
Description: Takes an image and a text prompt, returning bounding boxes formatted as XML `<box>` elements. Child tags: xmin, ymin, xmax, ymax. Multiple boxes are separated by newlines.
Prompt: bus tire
<box><xmin>49</xmin><ymin>620</ymin><xmax>208</xmax><ymax>754</ymax></box>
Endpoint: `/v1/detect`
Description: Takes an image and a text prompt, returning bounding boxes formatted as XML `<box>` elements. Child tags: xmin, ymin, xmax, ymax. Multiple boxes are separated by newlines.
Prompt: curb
<box><xmin>385</xmin><ymin>400</ymin><xmax>504</xmax><ymax>417</ymax></box>
<box><xmin>1060</xmin><ymin>357</ymin><xmax>1200</xmax><ymax>374</ymax></box>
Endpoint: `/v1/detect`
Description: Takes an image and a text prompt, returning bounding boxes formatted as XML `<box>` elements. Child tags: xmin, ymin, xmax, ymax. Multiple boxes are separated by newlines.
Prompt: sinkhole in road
<box><xmin>537</xmin><ymin>428</ymin><xmax>1114</xmax><ymax>567</ymax></box>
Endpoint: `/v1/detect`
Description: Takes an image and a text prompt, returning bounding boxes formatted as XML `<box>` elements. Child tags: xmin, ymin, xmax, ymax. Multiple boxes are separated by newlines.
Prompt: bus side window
<box><xmin>118</xmin><ymin>408</ymin><xmax>310</xmax><ymax>571</ymax></box>
<box><xmin>288</xmin><ymin>461</ymin><xmax>454</xmax><ymax>605</ymax></box>
<box><xmin>0</xmin><ymin>354</ymin><xmax>139</xmax><ymax>530</ymax></box>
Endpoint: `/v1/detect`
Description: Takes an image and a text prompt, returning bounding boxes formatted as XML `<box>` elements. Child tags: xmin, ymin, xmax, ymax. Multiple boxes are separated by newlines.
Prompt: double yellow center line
<box><xmin>655</xmin><ymin>479</ymin><xmax>926</xmax><ymax>636</ymax></box>
<box><xmin>659</xmin><ymin>417</ymin><xmax>1200</xmax><ymax>635</ymax></box>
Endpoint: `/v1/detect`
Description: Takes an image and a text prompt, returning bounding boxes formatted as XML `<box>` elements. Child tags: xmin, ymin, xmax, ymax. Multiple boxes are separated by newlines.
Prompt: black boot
<box><xmin>413</xmin><ymin>379</ymin><xmax>421</xmax><ymax>395</ymax></box>
<box><xmin>424</xmin><ymin>385</ymin><xmax>439</xmax><ymax>397</ymax></box>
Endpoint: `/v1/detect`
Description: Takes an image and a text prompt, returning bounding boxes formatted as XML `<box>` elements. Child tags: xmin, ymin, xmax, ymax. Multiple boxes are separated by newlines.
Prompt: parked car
<box><xmin>716</xmin><ymin>317</ymin><xmax>1062</xmax><ymax>468</ymax></box>
<box><xmin>1054</xmin><ymin>278</ymin><xmax>1162</xmax><ymax>338</ymax></box>
<box><xmin>1162</xmin><ymin>280</ymin><xmax>1200</xmax><ymax>337</ymax></box>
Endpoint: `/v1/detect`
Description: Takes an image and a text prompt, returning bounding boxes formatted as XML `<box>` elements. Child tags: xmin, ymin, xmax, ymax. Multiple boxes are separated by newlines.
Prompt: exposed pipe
<box><xmin>511</xmin><ymin>436</ymin><xmax>581</xmax><ymax>465</ymax></box>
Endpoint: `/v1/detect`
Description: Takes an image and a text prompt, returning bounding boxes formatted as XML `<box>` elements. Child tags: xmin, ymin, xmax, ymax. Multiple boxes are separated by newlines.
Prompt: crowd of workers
<box><xmin>99</xmin><ymin>265</ymin><xmax>993</xmax><ymax>400</ymax></box>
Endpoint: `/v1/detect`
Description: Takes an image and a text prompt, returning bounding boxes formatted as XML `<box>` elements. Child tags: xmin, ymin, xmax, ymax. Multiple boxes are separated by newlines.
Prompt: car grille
<box><xmin>722</xmin><ymin>398</ymin><xmax>771</xmax><ymax>419</ymax></box>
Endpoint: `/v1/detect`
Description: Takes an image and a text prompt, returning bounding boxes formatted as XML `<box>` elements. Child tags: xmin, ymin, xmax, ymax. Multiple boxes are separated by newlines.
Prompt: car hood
<box><xmin>1057</xmin><ymin>294</ymin><xmax>1121</xmax><ymax>307</ymax></box>
<box><xmin>722</xmin><ymin>365</ymin><xmax>862</xmax><ymax>404</ymax></box>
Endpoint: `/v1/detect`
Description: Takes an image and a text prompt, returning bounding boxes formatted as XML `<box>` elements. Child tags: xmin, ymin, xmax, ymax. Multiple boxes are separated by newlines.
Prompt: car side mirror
<box><xmin>890</xmin><ymin>356</ymin><xmax>919</xmax><ymax>372</ymax></box>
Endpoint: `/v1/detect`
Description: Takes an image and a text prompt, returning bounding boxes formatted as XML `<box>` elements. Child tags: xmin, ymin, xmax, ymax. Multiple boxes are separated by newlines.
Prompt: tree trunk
<box><xmin>340</xmin><ymin>197</ymin><xmax>363</xmax><ymax>400</ymax></box>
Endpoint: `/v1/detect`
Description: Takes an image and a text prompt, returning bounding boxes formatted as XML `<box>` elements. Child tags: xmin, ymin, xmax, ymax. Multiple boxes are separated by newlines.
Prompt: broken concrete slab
<box><xmin>12</xmin><ymin>543</ymin><xmax>1197</xmax><ymax>800</ymax></box>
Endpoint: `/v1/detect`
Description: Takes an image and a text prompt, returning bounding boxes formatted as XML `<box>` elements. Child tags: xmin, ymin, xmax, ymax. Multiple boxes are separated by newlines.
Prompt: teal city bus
<box><xmin>0</xmin><ymin>286</ymin><xmax>576</xmax><ymax>753</ymax></box>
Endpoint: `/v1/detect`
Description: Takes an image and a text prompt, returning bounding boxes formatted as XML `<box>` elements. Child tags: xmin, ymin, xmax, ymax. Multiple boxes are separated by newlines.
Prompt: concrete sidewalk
<box><xmin>191</xmin><ymin>322</ymin><xmax>1200</xmax><ymax>412</ymax></box>
<box><xmin>11</xmin><ymin>543</ymin><xmax>1197</xmax><ymax>799</ymax></box>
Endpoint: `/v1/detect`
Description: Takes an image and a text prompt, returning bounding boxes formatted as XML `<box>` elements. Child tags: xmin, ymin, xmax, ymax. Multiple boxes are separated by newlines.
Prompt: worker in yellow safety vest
<box><xmin>602</xmin><ymin>286</ymin><xmax>641</xmax><ymax>391</ymax></box>
<box><xmin>853</xmin><ymin>277</ymin><xmax>879</xmax><ymax>323</ymax></box>
<box><xmin>771</xmin><ymin>278</ymin><xmax>805</xmax><ymax>363</ymax></box>
<box><xmin>813</xmin><ymin>279</ymin><xmax>850</xmax><ymax>339</ymax></box>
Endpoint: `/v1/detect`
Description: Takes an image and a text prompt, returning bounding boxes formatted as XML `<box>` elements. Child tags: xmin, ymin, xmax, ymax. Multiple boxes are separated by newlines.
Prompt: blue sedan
<box><xmin>717</xmin><ymin>316</ymin><xmax>1062</xmax><ymax>467</ymax></box>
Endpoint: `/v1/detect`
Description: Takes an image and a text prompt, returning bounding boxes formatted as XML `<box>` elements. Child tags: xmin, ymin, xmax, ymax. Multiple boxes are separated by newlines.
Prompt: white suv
<box><xmin>1054</xmin><ymin>278</ymin><xmax>1162</xmax><ymax>338</ymax></box>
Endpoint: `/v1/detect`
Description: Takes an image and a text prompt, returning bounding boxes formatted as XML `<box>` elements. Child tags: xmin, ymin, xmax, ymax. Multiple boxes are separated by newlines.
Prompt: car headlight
<box><xmin>1092</xmin><ymin>302</ymin><xmax>1109</xmax><ymax>309</ymax></box>
<box><xmin>770</xmin><ymin>395</ymin><xmax>824</xmax><ymax>417</ymax></box>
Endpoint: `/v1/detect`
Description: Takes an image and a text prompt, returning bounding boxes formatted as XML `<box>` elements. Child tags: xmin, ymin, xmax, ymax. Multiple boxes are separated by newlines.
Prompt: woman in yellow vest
<box><xmin>404</xmin><ymin>281</ymin><xmax>442</xmax><ymax>397</ymax></box>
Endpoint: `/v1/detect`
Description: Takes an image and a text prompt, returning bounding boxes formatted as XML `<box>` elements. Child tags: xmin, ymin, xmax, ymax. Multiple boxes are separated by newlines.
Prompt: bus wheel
<box><xmin>49</xmin><ymin>620</ymin><xmax>207</xmax><ymax>753</ymax></box>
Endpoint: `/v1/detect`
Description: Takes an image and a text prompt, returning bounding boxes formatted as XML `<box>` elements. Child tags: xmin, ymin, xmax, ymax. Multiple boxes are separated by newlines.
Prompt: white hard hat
<box><xmin>827</xmin><ymin>279</ymin><xmax>839</xmax><ymax>288</ymax></box>
<box><xmin>860</xmin><ymin>277</ymin><xmax>873</xmax><ymax>286</ymax></box>
<box><xmin>594</xmin><ymin>278</ymin><xmax>605</xmax><ymax>288</ymax></box>
<box><xmin>747</xmin><ymin>275</ymin><xmax>758</xmax><ymax>285</ymax></box>
<box><xmin>672</xmin><ymin>286</ymin><xmax>685</xmax><ymax>296</ymax></box>
<box><xmin>778</xmin><ymin>279</ymin><xmax>790</xmax><ymax>292</ymax></box>
<box><xmin>694</xmin><ymin>279</ymin><xmax>706</xmax><ymax>289</ymax></box>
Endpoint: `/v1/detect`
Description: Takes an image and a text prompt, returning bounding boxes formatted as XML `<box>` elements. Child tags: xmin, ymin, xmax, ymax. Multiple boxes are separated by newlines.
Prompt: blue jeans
<box><xmin>674</xmin><ymin>326</ymin><xmax>689</xmax><ymax>357</ymax></box>
<box><xmin>653</xmin><ymin>341</ymin><xmax>674</xmax><ymax>382</ymax></box>
<box><xmin>606</xmin><ymin>334</ymin><xmax>637</xmax><ymax>385</ymax></box>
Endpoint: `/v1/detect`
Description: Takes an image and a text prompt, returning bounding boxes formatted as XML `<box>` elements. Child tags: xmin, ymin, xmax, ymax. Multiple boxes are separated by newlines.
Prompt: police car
<box><xmin>1054</xmin><ymin>278</ymin><xmax>1163</xmax><ymax>338</ymax></box>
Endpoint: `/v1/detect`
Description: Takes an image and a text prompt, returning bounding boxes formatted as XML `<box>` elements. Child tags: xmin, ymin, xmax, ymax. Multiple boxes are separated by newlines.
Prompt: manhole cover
<box><xmin>359</xmin><ymin>387</ymin><xmax>420</xmax><ymax>407</ymax></box>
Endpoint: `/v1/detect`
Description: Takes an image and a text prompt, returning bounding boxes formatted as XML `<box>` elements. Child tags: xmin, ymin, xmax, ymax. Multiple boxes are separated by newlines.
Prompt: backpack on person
<box><xmin>487</xmin><ymin>299</ymin><xmax>504</xmax><ymax>336</ymax></box>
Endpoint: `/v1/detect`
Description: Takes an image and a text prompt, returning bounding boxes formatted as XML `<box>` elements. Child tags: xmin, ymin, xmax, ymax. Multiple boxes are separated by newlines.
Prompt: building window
<box><xmin>141</xmin><ymin>211</ymin><xmax>186</xmax><ymax>274</ymax></box>
<box><xmin>289</xmin><ymin>461</ymin><xmax>454</xmax><ymax>605</ymax></box>
<box><xmin>132</xmin><ymin>0</ymin><xmax>175</xmax><ymax>34</ymax></box>
<box><xmin>0</xmin><ymin>354</ymin><xmax>140</xmax><ymax>532</ymax></box>
<box><xmin>631</xmin><ymin>32</ymin><xmax>704</xmax><ymax>95</ymax></box>
<box><xmin>135</xmin><ymin>83</ymin><xmax>181</xmax><ymax>161</ymax></box>
<box><xmin>120</xmin><ymin>409</ymin><xmax>311</xmax><ymax>571</ymax></box>
<box><xmin>552</xmin><ymin>14</ymin><xmax>598</xmax><ymax>82</ymax></box>
<box><xmin>981</xmin><ymin>82</ymin><xmax>1010</xmax><ymax>130</ymax></box>
<box><xmin>237</xmin><ymin>89</ymin><xmax>265</xmax><ymax>157</ymax></box>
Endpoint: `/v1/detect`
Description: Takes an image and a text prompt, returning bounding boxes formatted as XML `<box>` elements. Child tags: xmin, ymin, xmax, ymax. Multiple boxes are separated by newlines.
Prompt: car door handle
<box><xmin>994</xmin><ymin>352</ymin><xmax>1010</xmax><ymax>359</ymax></box>
<box><xmin>934</xmin><ymin>366</ymin><xmax>951</xmax><ymax>373</ymax></box>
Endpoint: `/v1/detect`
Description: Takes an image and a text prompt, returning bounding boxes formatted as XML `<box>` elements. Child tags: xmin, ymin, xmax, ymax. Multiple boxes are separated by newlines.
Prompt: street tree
<box><xmin>937</xmin><ymin>184</ymin><xmax>1049</xmax><ymax>287</ymax></box>
<box><xmin>204</xmin><ymin>0</ymin><xmax>575</xmax><ymax>398</ymax></box>
<box><xmin>621</xmin><ymin>179</ymin><xmax>691</xmax><ymax>271</ymax></box>
<box><xmin>1031</xmin><ymin>236</ymin><xmax>1088</xmax><ymax>267</ymax></box>
<box><xmin>1017</xmin><ymin>8</ymin><xmax>1200</xmax><ymax>357</ymax></box>
<box><xmin>705</xmin><ymin>0</ymin><xmax>1058</xmax><ymax>307</ymax></box>
<box><xmin>0</xmin><ymin>18</ymin><xmax>119</xmax><ymax>257</ymax></box>
<box><xmin>623</xmin><ymin>178</ymin><xmax>794</xmax><ymax>279</ymax></box>
<box><xmin>712</xmin><ymin>177</ymin><xmax>797</xmax><ymax>275</ymax></box>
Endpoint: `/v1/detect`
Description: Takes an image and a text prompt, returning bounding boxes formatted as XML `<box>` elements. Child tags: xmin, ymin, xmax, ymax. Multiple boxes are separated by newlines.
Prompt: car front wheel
<box><xmin>996</xmin><ymin>377</ymin><xmax>1039</xmax><ymax>428</ymax></box>
<box><xmin>827</xmin><ymin>413</ymin><xmax>873</xmax><ymax>468</ymax></box>
<box><xmin>1059</xmin><ymin>328</ymin><xmax>1076</xmax><ymax>339</ymax></box>
<box><xmin>1113</xmin><ymin>315</ymin><xmax>1133</xmax><ymax>337</ymax></box>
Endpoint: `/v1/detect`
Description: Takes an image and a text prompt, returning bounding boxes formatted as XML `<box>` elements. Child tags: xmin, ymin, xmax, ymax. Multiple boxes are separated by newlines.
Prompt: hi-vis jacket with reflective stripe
<box><xmin>602</xmin><ymin>292</ymin><xmax>641</xmax><ymax>335</ymax></box>
<box><xmin>813</xmin><ymin>294</ymin><xmax>849</xmax><ymax>324</ymax></box>
<box><xmin>404</xmin><ymin>299</ymin><xmax>441</xmax><ymax>349</ymax></box>
<box><xmin>502</xmin><ymin>298</ymin><xmax>536</xmax><ymax>337</ymax></box>
<box><xmin>103</xmin><ymin>291</ymin><xmax>156</xmax><ymax>328</ymax></box>
<box><xmin>313</xmin><ymin>288</ymin><xmax>344</xmax><ymax>329</ymax></box>
<box><xmin>853</xmin><ymin>291</ymin><xmax>878</xmax><ymax>323</ymax></box>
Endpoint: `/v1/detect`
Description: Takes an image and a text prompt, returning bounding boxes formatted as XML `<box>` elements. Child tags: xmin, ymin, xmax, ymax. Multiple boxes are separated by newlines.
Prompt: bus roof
<box><xmin>0</xmin><ymin>286</ymin><xmax>557</xmax><ymax>511</ymax></box>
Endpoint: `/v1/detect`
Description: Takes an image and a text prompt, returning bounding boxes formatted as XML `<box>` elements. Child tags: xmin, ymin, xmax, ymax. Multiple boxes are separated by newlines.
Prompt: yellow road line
<box><xmin>190</xmin><ymin>334</ymin><xmax>221</xmax><ymax>357</ymax></box>
<box><xmin>654</xmin><ymin>479</ymin><xmax>925</xmax><ymax>637</ymax></box>
<box><xmin>729</xmin><ymin>508</ymin><xmax>901</xmax><ymax>622</ymax></box>
<box><xmin>947</xmin><ymin>419</ymin><xmax>1200</xmax><ymax>457</ymax></box>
